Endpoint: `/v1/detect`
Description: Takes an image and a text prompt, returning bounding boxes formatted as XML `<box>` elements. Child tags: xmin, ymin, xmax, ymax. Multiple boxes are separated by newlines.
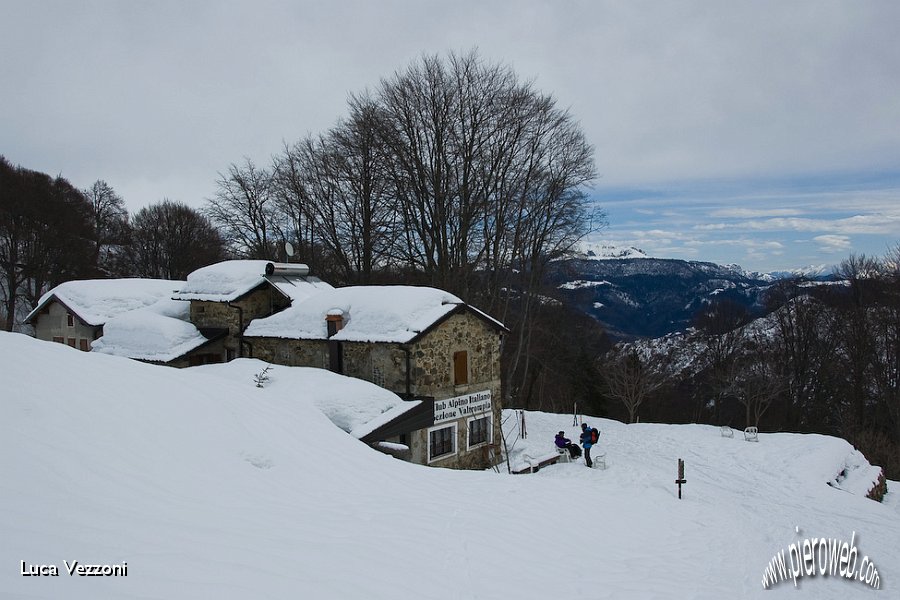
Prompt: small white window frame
<box><xmin>467</xmin><ymin>414</ymin><xmax>492</xmax><ymax>449</ymax></box>
<box><xmin>427</xmin><ymin>422</ymin><xmax>458</xmax><ymax>463</ymax></box>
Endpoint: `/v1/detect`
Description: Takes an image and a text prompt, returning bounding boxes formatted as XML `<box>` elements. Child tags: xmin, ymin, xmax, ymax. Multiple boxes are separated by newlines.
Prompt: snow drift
<box><xmin>1</xmin><ymin>331</ymin><xmax>897</xmax><ymax>599</ymax></box>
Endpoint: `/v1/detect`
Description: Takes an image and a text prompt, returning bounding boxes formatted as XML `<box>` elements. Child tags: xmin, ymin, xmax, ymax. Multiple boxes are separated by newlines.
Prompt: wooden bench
<box><xmin>512</xmin><ymin>452</ymin><xmax>561</xmax><ymax>474</ymax></box>
<box><xmin>744</xmin><ymin>426</ymin><xmax>759</xmax><ymax>442</ymax></box>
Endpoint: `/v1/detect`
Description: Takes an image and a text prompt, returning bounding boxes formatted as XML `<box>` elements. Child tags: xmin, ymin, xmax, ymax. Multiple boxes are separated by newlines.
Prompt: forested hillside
<box><xmin>594</xmin><ymin>254</ymin><xmax>900</xmax><ymax>479</ymax></box>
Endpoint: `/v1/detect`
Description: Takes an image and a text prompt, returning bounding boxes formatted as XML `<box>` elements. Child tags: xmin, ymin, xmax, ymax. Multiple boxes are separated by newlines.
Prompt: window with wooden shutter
<box><xmin>453</xmin><ymin>351</ymin><xmax>468</xmax><ymax>385</ymax></box>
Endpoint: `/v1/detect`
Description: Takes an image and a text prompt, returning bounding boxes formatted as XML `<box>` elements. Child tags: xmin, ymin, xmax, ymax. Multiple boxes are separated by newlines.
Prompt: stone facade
<box><xmin>190</xmin><ymin>286</ymin><xmax>291</xmax><ymax>359</ymax></box>
<box><xmin>165</xmin><ymin>337</ymin><xmax>229</xmax><ymax>368</ymax></box>
<box><xmin>31</xmin><ymin>301</ymin><xmax>100</xmax><ymax>351</ymax></box>
<box><xmin>250</xmin><ymin>337</ymin><xmax>329</xmax><ymax>369</ymax></box>
<box><xmin>247</xmin><ymin>309</ymin><xmax>503</xmax><ymax>470</ymax></box>
<box><xmin>403</xmin><ymin>311</ymin><xmax>502</xmax><ymax>470</ymax></box>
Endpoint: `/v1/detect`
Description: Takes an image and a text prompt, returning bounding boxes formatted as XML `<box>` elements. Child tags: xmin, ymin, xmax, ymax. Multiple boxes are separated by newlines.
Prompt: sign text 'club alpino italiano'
<box><xmin>433</xmin><ymin>391</ymin><xmax>492</xmax><ymax>424</ymax></box>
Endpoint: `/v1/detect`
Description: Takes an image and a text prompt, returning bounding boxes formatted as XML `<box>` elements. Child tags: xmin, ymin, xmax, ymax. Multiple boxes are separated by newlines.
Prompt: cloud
<box><xmin>709</xmin><ymin>208</ymin><xmax>804</xmax><ymax>218</ymax></box>
<box><xmin>696</xmin><ymin>214</ymin><xmax>900</xmax><ymax>235</ymax></box>
<box><xmin>814</xmin><ymin>235</ymin><xmax>852</xmax><ymax>253</ymax></box>
<box><xmin>3</xmin><ymin>1</ymin><xmax>900</xmax><ymax>274</ymax></box>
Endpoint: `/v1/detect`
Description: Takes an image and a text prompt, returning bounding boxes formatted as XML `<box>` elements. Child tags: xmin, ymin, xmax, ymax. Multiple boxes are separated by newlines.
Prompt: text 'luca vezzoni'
<box><xmin>21</xmin><ymin>560</ymin><xmax>128</xmax><ymax>577</ymax></box>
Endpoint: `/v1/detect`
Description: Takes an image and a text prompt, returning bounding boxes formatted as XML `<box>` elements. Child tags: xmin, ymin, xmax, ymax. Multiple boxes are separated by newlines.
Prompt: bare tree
<box><xmin>873</xmin><ymin>244</ymin><xmax>900</xmax><ymax>446</ymax></box>
<box><xmin>84</xmin><ymin>180</ymin><xmax>130</xmax><ymax>276</ymax></box>
<box><xmin>694</xmin><ymin>298</ymin><xmax>751</xmax><ymax>422</ymax></box>
<box><xmin>130</xmin><ymin>200</ymin><xmax>225</xmax><ymax>280</ymax></box>
<box><xmin>372</xmin><ymin>51</ymin><xmax>600</xmax><ymax>404</ymax></box>
<box><xmin>273</xmin><ymin>97</ymin><xmax>399</xmax><ymax>284</ymax></box>
<box><xmin>833</xmin><ymin>254</ymin><xmax>882</xmax><ymax>431</ymax></box>
<box><xmin>766</xmin><ymin>282</ymin><xmax>835</xmax><ymax>429</ymax></box>
<box><xmin>206</xmin><ymin>159</ymin><xmax>277</xmax><ymax>259</ymax></box>
<box><xmin>720</xmin><ymin>349</ymin><xmax>786</xmax><ymax>428</ymax></box>
<box><xmin>603</xmin><ymin>349</ymin><xmax>664</xmax><ymax>423</ymax></box>
<box><xmin>374</xmin><ymin>50</ymin><xmax>599</xmax><ymax>298</ymax></box>
<box><xmin>1</xmin><ymin>157</ymin><xmax>94</xmax><ymax>330</ymax></box>
<box><xmin>270</xmin><ymin>139</ymin><xmax>317</xmax><ymax>265</ymax></box>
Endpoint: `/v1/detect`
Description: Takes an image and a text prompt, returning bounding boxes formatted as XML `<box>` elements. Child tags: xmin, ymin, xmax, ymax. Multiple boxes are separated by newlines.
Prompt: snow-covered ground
<box><xmin>1</xmin><ymin>331</ymin><xmax>897</xmax><ymax>598</ymax></box>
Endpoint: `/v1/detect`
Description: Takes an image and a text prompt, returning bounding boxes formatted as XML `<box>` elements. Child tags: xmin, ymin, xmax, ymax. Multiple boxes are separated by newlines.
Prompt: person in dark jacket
<box><xmin>555</xmin><ymin>431</ymin><xmax>581</xmax><ymax>459</ymax></box>
<box><xmin>580</xmin><ymin>423</ymin><xmax>593</xmax><ymax>467</ymax></box>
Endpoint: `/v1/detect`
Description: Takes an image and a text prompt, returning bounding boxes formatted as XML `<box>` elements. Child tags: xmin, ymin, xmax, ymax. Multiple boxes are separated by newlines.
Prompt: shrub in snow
<box><xmin>254</xmin><ymin>364</ymin><xmax>273</xmax><ymax>388</ymax></box>
<box><xmin>867</xmin><ymin>472</ymin><xmax>887</xmax><ymax>503</ymax></box>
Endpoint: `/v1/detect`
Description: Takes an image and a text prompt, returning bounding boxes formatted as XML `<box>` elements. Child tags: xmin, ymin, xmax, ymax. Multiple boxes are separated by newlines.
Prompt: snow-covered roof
<box><xmin>172</xmin><ymin>260</ymin><xmax>332</xmax><ymax>303</ymax></box>
<box><xmin>193</xmin><ymin>358</ymin><xmax>422</xmax><ymax>439</ymax></box>
<box><xmin>245</xmin><ymin>285</ymin><xmax>501</xmax><ymax>343</ymax></box>
<box><xmin>91</xmin><ymin>298</ymin><xmax>217</xmax><ymax>363</ymax></box>
<box><xmin>25</xmin><ymin>278</ymin><xmax>183</xmax><ymax>326</ymax></box>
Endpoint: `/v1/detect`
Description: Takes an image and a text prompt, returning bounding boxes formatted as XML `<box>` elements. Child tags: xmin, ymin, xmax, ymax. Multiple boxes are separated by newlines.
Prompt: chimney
<box><xmin>326</xmin><ymin>309</ymin><xmax>344</xmax><ymax>338</ymax></box>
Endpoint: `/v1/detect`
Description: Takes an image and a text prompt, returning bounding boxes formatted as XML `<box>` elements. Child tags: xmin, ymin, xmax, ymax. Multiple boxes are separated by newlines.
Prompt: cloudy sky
<box><xmin>3</xmin><ymin>0</ymin><xmax>899</xmax><ymax>272</ymax></box>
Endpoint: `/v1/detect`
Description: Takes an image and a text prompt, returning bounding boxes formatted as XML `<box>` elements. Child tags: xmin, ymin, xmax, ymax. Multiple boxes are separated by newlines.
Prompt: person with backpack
<box><xmin>579</xmin><ymin>422</ymin><xmax>594</xmax><ymax>468</ymax></box>
<box><xmin>555</xmin><ymin>431</ymin><xmax>582</xmax><ymax>460</ymax></box>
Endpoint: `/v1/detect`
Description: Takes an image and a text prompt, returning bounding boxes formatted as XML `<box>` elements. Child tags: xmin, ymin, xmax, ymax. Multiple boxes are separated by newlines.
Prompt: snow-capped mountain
<box><xmin>549</xmin><ymin>256</ymin><xmax>772</xmax><ymax>339</ymax></box>
<box><xmin>570</xmin><ymin>241</ymin><xmax>650</xmax><ymax>260</ymax></box>
<box><xmin>550</xmin><ymin>250</ymin><xmax>835</xmax><ymax>340</ymax></box>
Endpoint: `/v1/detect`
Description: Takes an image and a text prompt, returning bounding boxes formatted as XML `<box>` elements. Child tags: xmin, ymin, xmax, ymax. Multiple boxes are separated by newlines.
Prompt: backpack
<box><xmin>590</xmin><ymin>428</ymin><xmax>599</xmax><ymax>444</ymax></box>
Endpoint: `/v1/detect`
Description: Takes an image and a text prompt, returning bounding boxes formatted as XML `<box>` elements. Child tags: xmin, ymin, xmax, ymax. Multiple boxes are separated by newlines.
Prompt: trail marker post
<box><xmin>676</xmin><ymin>458</ymin><xmax>686</xmax><ymax>499</ymax></box>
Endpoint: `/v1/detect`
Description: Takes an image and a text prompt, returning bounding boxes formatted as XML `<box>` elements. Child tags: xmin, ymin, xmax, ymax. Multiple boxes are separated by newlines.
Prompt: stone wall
<box><xmin>406</xmin><ymin>311</ymin><xmax>503</xmax><ymax>470</ymax></box>
<box><xmin>249</xmin><ymin>337</ymin><xmax>328</xmax><ymax>368</ymax></box>
<box><xmin>393</xmin><ymin>412</ymin><xmax>500</xmax><ymax>471</ymax></box>
<box><xmin>189</xmin><ymin>286</ymin><xmax>290</xmax><ymax>357</ymax></box>
<box><xmin>408</xmin><ymin>311</ymin><xmax>501</xmax><ymax>399</ymax></box>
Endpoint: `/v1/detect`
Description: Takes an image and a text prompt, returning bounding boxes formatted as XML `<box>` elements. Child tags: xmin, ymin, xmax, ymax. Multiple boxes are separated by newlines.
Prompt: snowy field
<box><xmin>1</xmin><ymin>331</ymin><xmax>897</xmax><ymax>599</ymax></box>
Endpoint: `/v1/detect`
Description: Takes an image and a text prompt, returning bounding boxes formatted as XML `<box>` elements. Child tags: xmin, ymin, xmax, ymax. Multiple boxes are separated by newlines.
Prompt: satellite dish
<box><xmin>285</xmin><ymin>242</ymin><xmax>295</xmax><ymax>258</ymax></box>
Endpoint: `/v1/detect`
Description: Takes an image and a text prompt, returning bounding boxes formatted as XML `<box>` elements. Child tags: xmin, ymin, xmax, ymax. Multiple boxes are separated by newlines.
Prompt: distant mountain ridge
<box><xmin>548</xmin><ymin>251</ymin><xmax>834</xmax><ymax>340</ymax></box>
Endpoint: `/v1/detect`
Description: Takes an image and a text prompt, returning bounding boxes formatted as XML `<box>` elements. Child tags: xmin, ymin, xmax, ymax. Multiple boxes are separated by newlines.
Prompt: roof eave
<box><xmin>24</xmin><ymin>295</ymin><xmax>98</xmax><ymax>327</ymax></box>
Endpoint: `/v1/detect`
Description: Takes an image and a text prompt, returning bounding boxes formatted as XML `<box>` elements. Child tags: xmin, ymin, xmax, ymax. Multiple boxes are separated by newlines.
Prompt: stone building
<box><xmin>39</xmin><ymin>261</ymin><xmax>507</xmax><ymax>470</ymax></box>
<box><xmin>243</xmin><ymin>285</ymin><xmax>507</xmax><ymax>469</ymax></box>
<box><xmin>170</xmin><ymin>260</ymin><xmax>332</xmax><ymax>362</ymax></box>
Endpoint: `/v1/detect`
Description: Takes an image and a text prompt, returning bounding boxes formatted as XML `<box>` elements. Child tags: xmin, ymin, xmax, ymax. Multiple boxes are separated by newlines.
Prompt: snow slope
<box><xmin>1</xmin><ymin>331</ymin><xmax>897</xmax><ymax>599</ymax></box>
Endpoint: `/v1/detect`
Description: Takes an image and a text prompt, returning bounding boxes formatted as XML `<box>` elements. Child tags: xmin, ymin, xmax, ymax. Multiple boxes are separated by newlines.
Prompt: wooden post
<box><xmin>676</xmin><ymin>458</ymin><xmax>686</xmax><ymax>499</ymax></box>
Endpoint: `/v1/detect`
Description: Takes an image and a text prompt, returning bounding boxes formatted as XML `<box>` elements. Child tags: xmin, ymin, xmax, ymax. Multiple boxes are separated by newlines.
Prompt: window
<box><xmin>453</xmin><ymin>351</ymin><xmax>468</xmax><ymax>385</ymax></box>
<box><xmin>428</xmin><ymin>424</ymin><xmax>457</xmax><ymax>462</ymax></box>
<box><xmin>52</xmin><ymin>336</ymin><xmax>64</xmax><ymax>344</ymax></box>
<box><xmin>278</xmin><ymin>346</ymin><xmax>293</xmax><ymax>363</ymax></box>
<box><xmin>66</xmin><ymin>313</ymin><xmax>75</xmax><ymax>327</ymax></box>
<box><xmin>67</xmin><ymin>338</ymin><xmax>76</xmax><ymax>348</ymax></box>
<box><xmin>372</xmin><ymin>366</ymin><xmax>385</xmax><ymax>388</ymax></box>
<box><xmin>468</xmin><ymin>416</ymin><xmax>491</xmax><ymax>448</ymax></box>
<box><xmin>79</xmin><ymin>339</ymin><xmax>89</xmax><ymax>352</ymax></box>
